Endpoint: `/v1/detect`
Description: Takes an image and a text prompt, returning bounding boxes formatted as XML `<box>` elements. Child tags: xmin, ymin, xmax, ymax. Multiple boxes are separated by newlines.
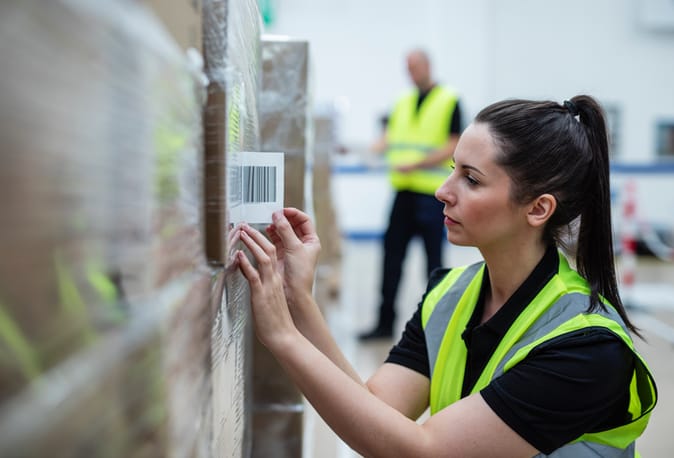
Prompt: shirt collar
<box><xmin>462</xmin><ymin>245</ymin><xmax>560</xmax><ymax>341</ymax></box>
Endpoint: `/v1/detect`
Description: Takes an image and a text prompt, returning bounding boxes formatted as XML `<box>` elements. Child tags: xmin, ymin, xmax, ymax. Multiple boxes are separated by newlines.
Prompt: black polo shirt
<box><xmin>386</xmin><ymin>246</ymin><xmax>634</xmax><ymax>454</ymax></box>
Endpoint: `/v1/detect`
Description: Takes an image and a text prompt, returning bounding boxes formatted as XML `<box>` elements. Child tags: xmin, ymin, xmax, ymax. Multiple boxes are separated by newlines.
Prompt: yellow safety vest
<box><xmin>386</xmin><ymin>86</ymin><xmax>458</xmax><ymax>195</ymax></box>
<box><xmin>421</xmin><ymin>252</ymin><xmax>657</xmax><ymax>457</ymax></box>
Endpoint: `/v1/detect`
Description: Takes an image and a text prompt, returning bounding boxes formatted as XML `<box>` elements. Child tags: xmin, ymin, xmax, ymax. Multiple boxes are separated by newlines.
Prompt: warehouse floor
<box><xmin>303</xmin><ymin>238</ymin><xmax>674</xmax><ymax>458</ymax></box>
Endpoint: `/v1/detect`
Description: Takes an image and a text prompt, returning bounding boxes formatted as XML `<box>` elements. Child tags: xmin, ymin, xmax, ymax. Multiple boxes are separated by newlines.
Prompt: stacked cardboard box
<box><xmin>312</xmin><ymin>113</ymin><xmax>343</xmax><ymax>310</ymax></box>
<box><xmin>202</xmin><ymin>0</ymin><xmax>262</xmax><ymax>455</ymax></box>
<box><xmin>251</xmin><ymin>36</ymin><xmax>313</xmax><ymax>458</ymax></box>
<box><xmin>143</xmin><ymin>0</ymin><xmax>203</xmax><ymax>53</ymax></box>
<box><xmin>0</xmin><ymin>1</ymin><xmax>319</xmax><ymax>456</ymax></box>
<box><xmin>0</xmin><ymin>0</ymin><xmax>220</xmax><ymax>456</ymax></box>
<box><xmin>260</xmin><ymin>37</ymin><xmax>311</xmax><ymax>211</ymax></box>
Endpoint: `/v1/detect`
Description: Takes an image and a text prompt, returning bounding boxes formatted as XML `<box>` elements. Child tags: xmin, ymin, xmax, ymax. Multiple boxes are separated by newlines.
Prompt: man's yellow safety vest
<box><xmin>421</xmin><ymin>253</ymin><xmax>657</xmax><ymax>457</ymax></box>
<box><xmin>386</xmin><ymin>86</ymin><xmax>458</xmax><ymax>195</ymax></box>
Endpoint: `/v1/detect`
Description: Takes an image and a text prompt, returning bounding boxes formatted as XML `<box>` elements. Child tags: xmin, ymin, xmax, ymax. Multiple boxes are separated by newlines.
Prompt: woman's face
<box><xmin>435</xmin><ymin>122</ymin><xmax>530</xmax><ymax>251</ymax></box>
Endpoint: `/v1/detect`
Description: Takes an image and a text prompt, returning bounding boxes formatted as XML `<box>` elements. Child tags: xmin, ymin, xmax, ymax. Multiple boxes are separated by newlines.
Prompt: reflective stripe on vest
<box><xmin>386</xmin><ymin>86</ymin><xmax>457</xmax><ymax>195</ymax></box>
<box><xmin>539</xmin><ymin>442</ymin><xmax>635</xmax><ymax>458</ymax></box>
<box><xmin>421</xmin><ymin>252</ymin><xmax>657</xmax><ymax>457</ymax></box>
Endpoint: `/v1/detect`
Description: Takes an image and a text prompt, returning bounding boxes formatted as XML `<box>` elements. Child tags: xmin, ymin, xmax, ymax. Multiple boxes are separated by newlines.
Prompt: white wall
<box><xmin>266</xmin><ymin>0</ymin><xmax>674</xmax><ymax>160</ymax></box>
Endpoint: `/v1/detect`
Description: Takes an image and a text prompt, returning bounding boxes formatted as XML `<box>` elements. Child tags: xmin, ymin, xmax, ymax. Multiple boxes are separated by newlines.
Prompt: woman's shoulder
<box><xmin>530</xmin><ymin>327</ymin><xmax>634</xmax><ymax>371</ymax></box>
<box><xmin>483</xmin><ymin>328</ymin><xmax>634</xmax><ymax>453</ymax></box>
<box><xmin>426</xmin><ymin>267</ymin><xmax>452</xmax><ymax>293</ymax></box>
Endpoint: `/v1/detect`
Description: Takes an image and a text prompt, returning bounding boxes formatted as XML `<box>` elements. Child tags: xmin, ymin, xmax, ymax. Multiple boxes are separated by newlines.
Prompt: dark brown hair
<box><xmin>475</xmin><ymin>95</ymin><xmax>639</xmax><ymax>336</ymax></box>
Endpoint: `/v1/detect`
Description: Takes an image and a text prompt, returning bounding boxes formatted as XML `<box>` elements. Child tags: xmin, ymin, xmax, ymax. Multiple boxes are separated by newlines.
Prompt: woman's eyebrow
<box><xmin>460</xmin><ymin>164</ymin><xmax>486</xmax><ymax>176</ymax></box>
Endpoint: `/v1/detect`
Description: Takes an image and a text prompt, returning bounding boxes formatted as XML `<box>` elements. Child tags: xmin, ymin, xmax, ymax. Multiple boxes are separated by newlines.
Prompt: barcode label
<box><xmin>230</xmin><ymin>152</ymin><xmax>284</xmax><ymax>224</ymax></box>
<box><xmin>243</xmin><ymin>166</ymin><xmax>277</xmax><ymax>203</ymax></box>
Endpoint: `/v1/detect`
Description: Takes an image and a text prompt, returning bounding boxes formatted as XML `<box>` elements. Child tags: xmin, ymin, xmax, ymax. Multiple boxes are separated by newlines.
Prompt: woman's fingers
<box><xmin>241</xmin><ymin>223</ymin><xmax>275</xmax><ymax>252</ymax></box>
<box><xmin>239</xmin><ymin>228</ymin><xmax>276</xmax><ymax>276</ymax></box>
<box><xmin>265</xmin><ymin>224</ymin><xmax>283</xmax><ymax>248</ymax></box>
<box><xmin>271</xmin><ymin>210</ymin><xmax>304</xmax><ymax>249</ymax></box>
<box><xmin>236</xmin><ymin>250</ymin><xmax>260</xmax><ymax>286</ymax></box>
<box><xmin>282</xmin><ymin>208</ymin><xmax>318</xmax><ymax>241</ymax></box>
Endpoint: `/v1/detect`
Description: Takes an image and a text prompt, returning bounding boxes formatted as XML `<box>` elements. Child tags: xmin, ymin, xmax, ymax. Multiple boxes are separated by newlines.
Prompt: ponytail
<box><xmin>572</xmin><ymin>96</ymin><xmax>641</xmax><ymax>337</ymax></box>
<box><xmin>475</xmin><ymin>95</ymin><xmax>641</xmax><ymax>337</ymax></box>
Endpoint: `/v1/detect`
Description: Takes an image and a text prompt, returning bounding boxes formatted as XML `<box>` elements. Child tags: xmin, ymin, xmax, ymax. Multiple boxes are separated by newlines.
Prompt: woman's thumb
<box><xmin>272</xmin><ymin>211</ymin><xmax>300</xmax><ymax>248</ymax></box>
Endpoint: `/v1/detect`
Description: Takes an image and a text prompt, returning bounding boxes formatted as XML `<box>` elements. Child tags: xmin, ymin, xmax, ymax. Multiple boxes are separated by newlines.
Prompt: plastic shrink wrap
<box><xmin>202</xmin><ymin>0</ymin><xmax>262</xmax><ymax>456</ymax></box>
<box><xmin>0</xmin><ymin>0</ymin><xmax>258</xmax><ymax>456</ymax></box>
<box><xmin>312</xmin><ymin>109</ymin><xmax>343</xmax><ymax>311</ymax></box>
<box><xmin>250</xmin><ymin>36</ymin><xmax>313</xmax><ymax>458</ymax></box>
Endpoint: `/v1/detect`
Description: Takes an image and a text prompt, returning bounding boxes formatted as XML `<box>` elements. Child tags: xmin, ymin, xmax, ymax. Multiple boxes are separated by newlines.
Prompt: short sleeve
<box><xmin>386</xmin><ymin>305</ymin><xmax>429</xmax><ymax>377</ymax></box>
<box><xmin>449</xmin><ymin>101</ymin><xmax>462</xmax><ymax>135</ymax></box>
<box><xmin>385</xmin><ymin>268</ymin><xmax>450</xmax><ymax>377</ymax></box>
<box><xmin>480</xmin><ymin>329</ymin><xmax>634</xmax><ymax>454</ymax></box>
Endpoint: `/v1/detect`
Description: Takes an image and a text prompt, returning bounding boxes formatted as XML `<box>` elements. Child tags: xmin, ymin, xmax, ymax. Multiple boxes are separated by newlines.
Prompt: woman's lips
<box><xmin>444</xmin><ymin>215</ymin><xmax>459</xmax><ymax>226</ymax></box>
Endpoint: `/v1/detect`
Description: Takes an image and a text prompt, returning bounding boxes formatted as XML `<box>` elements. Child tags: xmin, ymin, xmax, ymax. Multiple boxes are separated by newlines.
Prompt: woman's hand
<box><xmin>237</xmin><ymin>223</ymin><xmax>297</xmax><ymax>351</ymax></box>
<box><xmin>264</xmin><ymin>208</ymin><xmax>321</xmax><ymax>306</ymax></box>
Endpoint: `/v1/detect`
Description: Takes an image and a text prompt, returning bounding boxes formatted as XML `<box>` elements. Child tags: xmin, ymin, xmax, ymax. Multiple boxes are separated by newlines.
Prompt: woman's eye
<box><xmin>465</xmin><ymin>174</ymin><xmax>479</xmax><ymax>185</ymax></box>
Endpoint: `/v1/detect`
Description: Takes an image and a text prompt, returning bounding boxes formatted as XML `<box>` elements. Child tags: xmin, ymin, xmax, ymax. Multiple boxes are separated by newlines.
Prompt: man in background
<box><xmin>359</xmin><ymin>49</ymin><xmax>463</xmax><ymax>340</ymax></box>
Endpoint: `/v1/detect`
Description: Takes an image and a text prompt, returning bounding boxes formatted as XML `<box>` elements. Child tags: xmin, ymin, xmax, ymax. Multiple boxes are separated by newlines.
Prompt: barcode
<box><xmin>243</xmin><ymin>166</ymin><xmax>277</xmax><ymax>203</ymax></box>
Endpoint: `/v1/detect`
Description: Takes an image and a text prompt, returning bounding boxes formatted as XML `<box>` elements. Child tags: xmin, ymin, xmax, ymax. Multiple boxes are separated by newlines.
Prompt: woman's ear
<box><xmin>527</xmin><ymin>194</ymin><xmax>556</xmax><ymax>227</ymax></box>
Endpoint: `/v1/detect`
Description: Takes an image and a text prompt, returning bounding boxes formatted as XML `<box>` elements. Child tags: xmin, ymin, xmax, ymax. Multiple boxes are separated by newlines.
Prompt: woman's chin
<box><xmin>446</xmin><ymin>235</ymin><xmax>469</xmax><ymax>247</ymax></box>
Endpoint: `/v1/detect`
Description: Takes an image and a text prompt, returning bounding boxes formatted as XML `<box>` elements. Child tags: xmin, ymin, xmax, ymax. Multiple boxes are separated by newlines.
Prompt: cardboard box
<box><xmin>312</xmin><ymin>114</ymin><xmax>342</xmax><ymax>309</ymax></box>
<box><xmin>253</xmin><ymin>35</ymin><xmax>312</xmax><ymax>458</ymax></box>
<box><xmin>252</xmin><ymin>410</ymin><xmax>304</xmax><ymax>458</ymax></box>
<box><xmin>260</xmin><ymin>37</ymin><xmax>311</xmax><ymax>210</ymax></box>
<box><xmin>142</xmin><ymin>0</ymin><xmax>203</xmax><ymax>53</ymax></box>
<box><xmin>202</xmin><ymin>0</ymin><xmax>262</xmax><ymax>265</ymax></box>
<box><xmin>202</xmin><ymin>1</ymin><xmax>262</xmax><ymax>457</ymax></box>
<box><xmin>0</xmin><ymin>2</ymin><xmax>213</xmax><ymax>457</ymax></box>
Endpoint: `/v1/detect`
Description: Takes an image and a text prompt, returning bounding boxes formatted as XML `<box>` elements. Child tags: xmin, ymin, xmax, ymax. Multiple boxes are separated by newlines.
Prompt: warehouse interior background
<box><xmin>1</xmin><ymin>0</ymin><xmax>673</xmax><ymax>457</ymax></box>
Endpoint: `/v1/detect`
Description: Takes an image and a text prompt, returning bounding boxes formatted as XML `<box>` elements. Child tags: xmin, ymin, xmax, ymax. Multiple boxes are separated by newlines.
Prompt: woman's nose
<box><xmin>435</xmin><ymin>176</ymin><xmax>454</xmax><ymax>204</ymax></box>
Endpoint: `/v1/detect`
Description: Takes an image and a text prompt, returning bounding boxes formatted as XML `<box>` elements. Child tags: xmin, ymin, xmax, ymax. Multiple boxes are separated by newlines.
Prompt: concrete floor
<box><xmin>303</xmin><ymin>239</ymin><xmax>674</xmax><ymax>458</ymax></box>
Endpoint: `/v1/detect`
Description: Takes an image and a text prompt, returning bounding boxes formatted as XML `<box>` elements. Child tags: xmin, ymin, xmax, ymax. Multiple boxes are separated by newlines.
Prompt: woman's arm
<box><xmin>240</xmin><ymin>214</ymin><xmax>364</xmax><ymax>385</ymax></box>
<box><xmin>237</xmin><ymin>223</ymin><xmax>538</xmax><ymax>457</ymax></box>
<box><xmin>275</xmin><ymin>332</ymin><xmax>537</xmax><ymax>458</ymax></box>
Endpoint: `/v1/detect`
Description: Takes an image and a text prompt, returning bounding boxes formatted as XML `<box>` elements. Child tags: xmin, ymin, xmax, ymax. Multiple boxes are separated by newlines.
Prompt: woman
<box><xmin>236</xmin><ymin>95</ymin><xmax>657</xmax><ymax>457</ymax></box>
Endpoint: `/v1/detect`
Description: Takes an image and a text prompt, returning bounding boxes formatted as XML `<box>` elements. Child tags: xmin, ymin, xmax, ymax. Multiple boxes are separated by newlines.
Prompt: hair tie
<box><xmin>563</xmin><ymin>100</ymin><xmax>579</xmax><ymax>117</ymax></box>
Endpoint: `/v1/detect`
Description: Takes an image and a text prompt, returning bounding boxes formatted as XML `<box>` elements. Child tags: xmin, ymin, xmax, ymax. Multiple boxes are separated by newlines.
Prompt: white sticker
<box><xmin>229</xmin><ymin>152</ymin><xmax>284</xmax><ymax>224</ymax></box>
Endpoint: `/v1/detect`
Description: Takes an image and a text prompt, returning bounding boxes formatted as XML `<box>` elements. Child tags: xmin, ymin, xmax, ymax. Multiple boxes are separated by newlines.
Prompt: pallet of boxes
<box><xmin>312</xmin><ymin>110</ymin><xmax>343</xmax><ymax>311</ymax></box>
<box><xmin>251</xmin><ymin>35</ymin><xmax>314</xmax><ymax>458</ymax></box>
<box><xmin>0</xmin><ymin>0</ymin><xmax>268</xmax><ymax>456</ymax></box>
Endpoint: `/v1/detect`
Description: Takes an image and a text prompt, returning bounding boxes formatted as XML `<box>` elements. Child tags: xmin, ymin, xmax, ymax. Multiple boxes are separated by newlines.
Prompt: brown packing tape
<box><xmin>203</xmin><ymin>84</ymin><xmax>228</xmax><ymax>264</ymax></box>
<box><xmin>201</xmin><ymin>0</ymin><xmax>228</xmax><ymax>266</ymax></box>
